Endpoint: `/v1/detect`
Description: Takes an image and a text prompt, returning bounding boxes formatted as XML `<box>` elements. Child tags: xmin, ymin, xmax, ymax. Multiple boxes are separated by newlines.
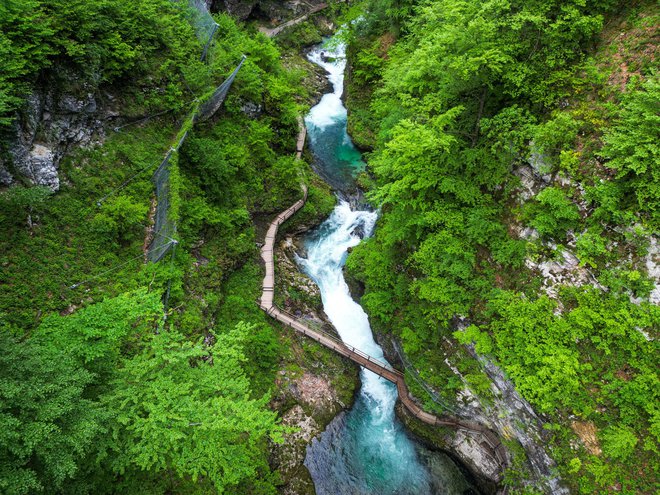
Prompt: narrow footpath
<box><xmin>257</xmin><ymin>124</ymin><xmax>509</xmax><ymax>474</ymax></box>
<box><xmin>258</xmin><ymin>3</ymin><xmax>328</xmax><ymax>38</ymax></box>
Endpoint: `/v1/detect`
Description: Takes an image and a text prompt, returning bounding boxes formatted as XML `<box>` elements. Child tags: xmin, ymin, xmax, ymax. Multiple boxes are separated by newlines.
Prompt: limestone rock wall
<box><xmin>212</xmin><ymin>0</ymin><xmax>328</xmax><ymax>23</ymax></box>
<box><xmin>1</xmin><ymin>71</ymin><xmax>118</xmax><ymax>192</ymax></box>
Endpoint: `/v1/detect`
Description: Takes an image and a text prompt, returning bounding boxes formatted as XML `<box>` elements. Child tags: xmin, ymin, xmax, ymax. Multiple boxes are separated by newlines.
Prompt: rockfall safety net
<box><xmin>184</xmin><ymin>0</ymin><xmax>219</xmax><ymax>61</ymax></box>
<box><xmin>146</xmin><ymin>57</ymin><xmax>245</xmax><ymax>263</ymax></box>
<box><xmin>196</xmin><ymin>55</ymin><xmax>247</xmax><ymax>122</ymax></box>
<box><xmin>147</xmin><ymin>150</ymin><xmax>176</xmax><ymax>262</ymax></box>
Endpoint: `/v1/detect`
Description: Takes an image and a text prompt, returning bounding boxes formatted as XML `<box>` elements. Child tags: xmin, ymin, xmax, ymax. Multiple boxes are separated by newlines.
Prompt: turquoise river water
<box><xmin>296</xmin><ymin>39</ymin><xmax>478</xmax><ymax>495</ymax></box>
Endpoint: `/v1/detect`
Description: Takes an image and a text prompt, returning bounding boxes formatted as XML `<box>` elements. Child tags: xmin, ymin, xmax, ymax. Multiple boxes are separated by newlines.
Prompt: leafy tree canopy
<box><xmin>98</xmin><ymin>323</ymin><xmax>282</xmax><ymax>494</ymax></box>
<box><xmin>0</xmin><ymin>332</ymin><xmax>107</xmax><ymax>495</ymax></box>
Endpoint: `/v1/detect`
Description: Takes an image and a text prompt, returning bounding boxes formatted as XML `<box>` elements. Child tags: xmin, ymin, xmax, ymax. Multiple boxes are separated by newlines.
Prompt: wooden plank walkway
<box><xmin>257</xmin><ymin>127</ymin><xmax>509</xmax><ymax>471</ymax></box>
<box><xmin>259</xmin><ymin>3</ymin><xmax>328</xmax><ymax>38</ymax></box>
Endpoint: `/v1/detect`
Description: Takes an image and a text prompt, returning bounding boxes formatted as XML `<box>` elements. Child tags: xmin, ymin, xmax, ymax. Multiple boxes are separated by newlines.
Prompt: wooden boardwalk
<box><xmin>257</xmin><ymin>126</ymin><xmax>509</xmax><ymax>471</ymax></box>
<box><xmin>259</xmin><ymin>3</ymin><xmax>328</xmax><ymax>38</ymax></box>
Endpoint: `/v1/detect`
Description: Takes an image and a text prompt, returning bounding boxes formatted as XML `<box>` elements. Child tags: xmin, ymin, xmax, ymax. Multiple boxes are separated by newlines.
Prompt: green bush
<box><xmin>601</xmin><ymin>425</ymin><xmax>638</xmax><ymax>461</ymax></box>
<box><xmin>526</xmin><ymin>186</ymin><xmax>581</xmax><ymax>239</ymax></box>
<box><xmin>575</xmin><ymin>228</ymin><xmax>608</xmax><ymax>269</ymax></box>
<box><xmin>601</xmin><ymin>73</ymin><xmax>660</xmax><ymax>226</ymax></box>
<box><xmin>0</xmin><ymin>0</ymin><xmax>207</xmax><ymax>127</ymax></box>
<box><xmin>98</xmin><ymin>194</ymin><xmax>148</xmax><ymax>243</ymax></box>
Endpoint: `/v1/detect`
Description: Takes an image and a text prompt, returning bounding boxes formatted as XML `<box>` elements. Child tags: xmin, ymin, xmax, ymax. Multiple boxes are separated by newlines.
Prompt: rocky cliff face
<box><xmin>386</xmin><ymin>334</ymin><xmax>567</xmax><ymax>495</ymax></box>
<box><xmin>212</xmin><ymin>0</ymin><xmax>328</xmax><ymax>23</ymax></box>
<box><xmin>458</xmin><ymin>346</ymin><xmax>568</xmax><ymax>495</ymax></box>
<box><xmin>1</xmin><ymin>71</ymin><xmax>118</xmax><ymax>192</ymax></box>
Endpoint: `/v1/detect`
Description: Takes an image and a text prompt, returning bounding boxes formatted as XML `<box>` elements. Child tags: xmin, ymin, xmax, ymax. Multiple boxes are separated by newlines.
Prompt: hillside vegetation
<box><xmin>343</xmin><ymin>0</ymin><xmax>659</xmax><ymax>493</ymax></box>
<box><xmin>0</xmin><ymin>1</ymin><xmax>334</xmax><ymax>493</ymax></box>
<box><xmin>1</xmin><ymin>0</ymin><xmax>657</xmax><ymax>493</ymax></box>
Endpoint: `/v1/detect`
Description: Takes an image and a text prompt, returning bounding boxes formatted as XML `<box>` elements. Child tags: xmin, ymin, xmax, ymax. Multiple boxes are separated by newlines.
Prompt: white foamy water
<box><xmin>297</xmin><ymin>201</ymin><xmax>431</xmax><ymax>494</ymax></box>
<box><xmin>296</xmin><ymin>202</ymin><xmax>396</xmax><ymax>409</ymax></box>
<box><xmin>299</xmin><ymin>38</ymin><xmax>474</xmax><ymax>495</ymax></box>
<box><xmin>305</xmin><ymin>42</ymin><xmax>348</xmax><ymax>128</ymax></box>
<box><xmin>303</xmin><ymin>40</ymin><xmax>365</xmax><ymax>191</ymax></box>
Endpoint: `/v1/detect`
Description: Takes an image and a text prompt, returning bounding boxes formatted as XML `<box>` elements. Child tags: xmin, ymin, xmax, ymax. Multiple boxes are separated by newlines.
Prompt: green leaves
<box><xmin>485</xmin><ymin>287</ymin><xmax>659</xmax><ymax>422</ymax></box>
<box><xmin>35</xmin><ymin>289</ymin><xmax>163</xmax><ymax>379</ymax></box>
<box><xmin>100</xmin><ymin>323</ymin><xmax>281</xmax><ymax>493</ymax></box>
<box><xmin>0</xmin><ymin>0</ymin><xmax>56</xmax><ymax>126</ymax></box>
<box><xmin>346</xmin><ymin>1</ymin><xmax>658</xmax><ymax>491</ymax></box>
<box><xmin>0</xmin><ymin>0</ymin><xmax>208</xmax><ymax>127</ymax></box>
<box><xmin>94</xmin><ymin>194</ymin><xmax>149</xmax><ymax>243</ymax></box>
<box><xmin>0</xmin><ymin>333</ymin><xmax>106</xmax><ymax>495</ymax></box>
<box><xmin>601</xmin><ymin>425</ymin><xmax>638</xmax><ymax>461</ymax></box>
<box><xmin>4</xmin><ymin>290</ymin><xmax>282</xmax><ymax>492</ymax></box>
<box><xmin>602</xmin><ymin>73</ymin><xmax>660</xmax><ymax>225</ymax></box>
<box><xmin>525</xmin><ymin>186</ymin><xmax>581</xmax><ymax>239</ymax></box>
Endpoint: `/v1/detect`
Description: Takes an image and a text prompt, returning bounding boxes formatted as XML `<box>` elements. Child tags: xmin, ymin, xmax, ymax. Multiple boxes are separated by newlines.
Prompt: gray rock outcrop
<box><xmin>2</xmin><ymin>72</ymin><xmax>116</xmax><ymax>192</ymax></box>
<box><xmin>213</xmin><ymin>0</ymin><xmax>327</xmax><ymax>22</ymax></box>
<box><xmin>389</xmin><ymin>336</ymin><xmax>568</xmax><ymax>494</ymax></box>
<box><xmin>459</xmin><ymin>348</ymin><xmax>569</xmax><ymax>495</ymax></box>
<box><xmin>217</xmin><ymin>0</ymin><xmax>258</xmax><ymax>19</ymax></box>
<box><xmin>15</xmin><ymin>144</ymin><xmax>59</xmax><ymax>191</ymax></box>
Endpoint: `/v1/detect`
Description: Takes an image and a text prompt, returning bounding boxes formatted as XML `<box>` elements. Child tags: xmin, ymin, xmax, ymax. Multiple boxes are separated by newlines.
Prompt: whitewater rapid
<box><xmin>304</xmin><ymin>41</ymin><xmax>364</xmax><ymax>191</ymax></box>
<box><xmin>297</xmin><ymin>38</ymin><xmax>476</xmax><ymax>495</ymax></box>
<box><xmin>298</xmin><ymin>40</ymin><xmax>433</xmax><ymax>495</ymax></box>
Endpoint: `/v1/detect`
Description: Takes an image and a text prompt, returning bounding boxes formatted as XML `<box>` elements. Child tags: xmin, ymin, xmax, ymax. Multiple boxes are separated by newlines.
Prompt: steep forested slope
<box><xmin>1</xmin><ymin>0</ymin><xmax>657</xmax><ymax>493</ymax></box>
<box><xmin>0</xmin><ymin>1</ymin><xmax>336</xmax><ymax>493</ymax></box>
<box><xmin>343</xmin><ymin>0</ymin><xmax>659</xmax><ymax>493</ymax></box>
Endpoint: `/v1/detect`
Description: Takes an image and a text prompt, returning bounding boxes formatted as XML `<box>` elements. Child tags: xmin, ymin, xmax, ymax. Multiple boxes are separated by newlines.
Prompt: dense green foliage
<box><xmin>2</xmin><ymin>0</ymin><xmax>656</xmax><ymax>492</ymax></box>
<box><xmin>2</xmin><ymin>291</ymin><xmax>284</xmax><ymax>494</ymax></box>
<box><xmin>98</xmin><ymin>324</ymin><xmax>281</xmax><ymax>494</ymax></box>
<box><xmin>0</xmin><ymin>0</ymin><xmax>208</xmax><ymax>128</ymax></box>
<box><xmin>0</xmin><ymin>1</ymin><xmax>338</xmax><ymax>492</ymax></box>
<box><xmin>601</xmin><ymin>73</ymin><xmax>660</xmax><ymax>223</ymax></box>
<box><xmin>0</xmin><ymin>290</ymin><xmax>160</xmax><ymax>493</ymax></box>
<box><xmin>344</xmin><ymin>0</ymin><xmax>659</xmax><ymax>492</ymax></box>
<box><xmin>0</xmin><ymin>124</ymin><xmax>172</xmax><ymax>328</ymax></box>
<box><xmin>0</xmin><ymin>333</ymin><xmax>105</xmax><ymax>495</ymax></box>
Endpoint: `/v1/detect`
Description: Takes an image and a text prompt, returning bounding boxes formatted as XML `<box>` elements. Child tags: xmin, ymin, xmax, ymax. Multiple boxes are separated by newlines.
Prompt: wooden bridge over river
<box><xmin>257</xmin><ymin>128</ymin><xmax>509</xmax><ymax>473</ymax></box>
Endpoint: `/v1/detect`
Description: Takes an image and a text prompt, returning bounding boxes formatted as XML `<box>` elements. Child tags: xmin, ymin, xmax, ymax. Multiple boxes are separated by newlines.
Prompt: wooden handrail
<box><xmin>256</xmin><ymin>118</ymin><xmax>509</xmax><ymax>476</ymax></box>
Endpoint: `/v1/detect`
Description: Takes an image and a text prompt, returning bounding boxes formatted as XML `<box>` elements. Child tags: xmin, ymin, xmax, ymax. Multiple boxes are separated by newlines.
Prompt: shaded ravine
<box><xmin>297</xmin><ymin>40</ymin><xmax>476</xmax><ymax>495</ymax></box>
<box><xmin>257</xmin><ymin>37</ymin><xmax>509</xmax><ymax>494</ymax></box>
<box><xmin>257</xmin><ymin>188</ymin><xmax>482</xmax><ymax>494</ymax></box>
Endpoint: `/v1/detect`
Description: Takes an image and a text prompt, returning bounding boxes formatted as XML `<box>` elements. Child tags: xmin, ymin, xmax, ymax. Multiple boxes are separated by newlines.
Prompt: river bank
<box><xmin>264</xmin><ymin>16</ymin><xmax>506</xmax><ymax>495</ymax></box>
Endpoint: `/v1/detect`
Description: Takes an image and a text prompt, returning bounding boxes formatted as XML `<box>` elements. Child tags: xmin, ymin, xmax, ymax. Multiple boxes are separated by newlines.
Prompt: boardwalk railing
<box><xmin>271</xmin><ymin>307</ymin><xmax>398</xmax><ymax>373</ymax></box>
<box><xmin>256</xmin><ymin>120</ymin><xmax>509</xmax><ymax>476</ymax></box>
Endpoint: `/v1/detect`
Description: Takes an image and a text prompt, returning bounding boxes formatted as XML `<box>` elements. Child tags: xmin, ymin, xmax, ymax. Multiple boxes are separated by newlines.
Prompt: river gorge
<box><xmin>295</xmin><ymin>38</ymin><xmax>478</xmax><ymax>495</ymax></box>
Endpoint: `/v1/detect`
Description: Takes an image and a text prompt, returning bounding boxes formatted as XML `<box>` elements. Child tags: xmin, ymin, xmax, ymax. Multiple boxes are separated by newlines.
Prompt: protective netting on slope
<box><xmin>77</xmin><ymin>4</ymin><xmax>239</xmax><ymax>293</ymax></box>
<box><xmin>147</xmin><ymin>150</ymin><xmax>176</xmax><ymax>262</ymax></box>
<box><xmin>146</xmin><ymin>58</ymin><xmax>245</xmax><ymax>263</ymax></box>
<box><xmin>184</xmin><ymin>0</ymin><xmax>219</xmax><ymax>61</ymax></box>
<box><xmin>393</xmin><ymin>340</ymin><xmax>462</xmax><ymax>416</ymax></box>
<box><xmin>196</xmin><ymin>55</ymin><xmax>247</xmax><ymax>122</ymax></box>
